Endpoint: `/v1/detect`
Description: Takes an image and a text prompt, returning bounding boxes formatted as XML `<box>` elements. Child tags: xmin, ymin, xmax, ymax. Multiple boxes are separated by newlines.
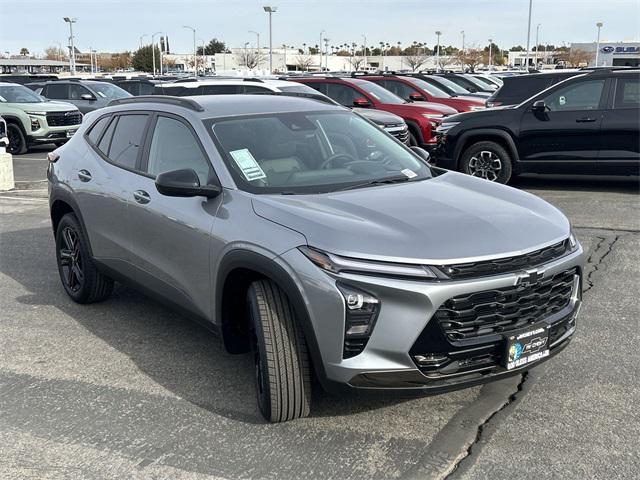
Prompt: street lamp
<box><xmin>488</xmin><ymin>39</ymin><xmax>493</xmax><ymax>70</ymax></box>
<box><xmin>361</xmin><ymin>34</ymin><xmax>367</xmax><ymax>69</ymax></box>
<box><xmin>151</xmin><ymin>31</ymin><xmax>163</xmax><ymax>76</ymax></box>
<box><xmin>534</xmin><ymin>24</ymin><xmax>541</xmax><ymax>67</ymax></box>
<box><xmin>324</xmin><ymin>37</ymin><xmax>330</xmax><ymax>71</ymax></box>
<box><xmin>460</xmin><ymin>31</ymin><xmax>465</xmax><ymax>71</ymax></box>
<box><xmin>435</xmin><ymin>31</ymin><xmax>442</xmax><ymax>72</ymax></box>
<box><xmin>183</xmin><ymin>26</ymin><xmax>196</xmax><ymax>75</ymax></box>
<box><xmin>263</xmin><ymin>6</ymin><xmax>277</xmax><ymax>73</ymax></box>
<box><xmin>319</xmin><ymin>30</ymin><xmax>325</xmax><ymax>71</ymax></box>
<box><xmin>140</xmin><ymin>34</ymin><xmax>148</xmax><ymax>49</ymax></box>
<box><xmin>595</xmin><ymin>22</ymin><xmax>604</xmax><ymax>66</ymax></box>
<box><xmin>92</xmin><ymin>49</ymin><xmax>98</xmax><ymax>73</ymax></box>
<box><xmin>524</xmin><ymin>0</ymin><xmax>533</xmax><ymax>70</ymax></box>
<box><xmin>63</xmin><ymin>17</ymin><xmax>77</xmax><ymax>75</ymax></box>
<box><xmin>198</xmin><ymin>38</ymin><xmax>206</xmax><ymax>74</ymax></box>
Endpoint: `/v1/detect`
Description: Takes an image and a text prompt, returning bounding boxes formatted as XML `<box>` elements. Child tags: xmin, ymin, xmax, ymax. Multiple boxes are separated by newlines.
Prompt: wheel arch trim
<box><xmin>454</xmin><ymin>128</ymin><xmax>519</xmax><ymax>169</ymax></box>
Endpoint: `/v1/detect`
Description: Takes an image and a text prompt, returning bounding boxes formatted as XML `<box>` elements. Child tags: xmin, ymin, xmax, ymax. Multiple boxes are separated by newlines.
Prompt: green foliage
<box><xmin>197</xmin><ymin>38</ymin><xmax>227</xmax><ymax>55</ymax></box>
<box><xmin>132</xmin><ymin>44</ymin><xmax>161</xmax><ymax>72</ymax></box>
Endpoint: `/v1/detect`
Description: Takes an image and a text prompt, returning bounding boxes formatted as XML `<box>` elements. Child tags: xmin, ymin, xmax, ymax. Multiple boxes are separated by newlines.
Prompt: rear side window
<box><xmin>87</xmin><ymin>116</ymin><xmax>111</xmax><ymax>145</ymax></box>
<box><xmin>497</xmin><ymin>77</ymin><xmax>553</xmax><ymax>103</ymax></box>
<box><xmin>103</xmin><ymin>114</ymin><xmax>149</xmax><ymax>169</ymax></box>
<box><xmin>614</xmin><ymin>76</ymin><xmax>640</xmax><ymax>109</ymax></box>
<box><xmin>97</xmin><ymin>117</ymin><xmax>117</xmax><ymax>154</ymax></box>
<box><xmin>44</xmin><ymin>83</ymin><xmax>68</xmax><ymax>99</ymax></box>
<box><xmin>198</xmin><ymin>85</ymin><xmax>240</xmax><ymax>95</ymax></box>
<box><xmin>139</xmin><ymin>83</ymin><xmax>155</xmax><ymax>95</ymax></box>
<box><xmin>243</xmin><ymin>85</ymin><xmax>271</xmax><ymax>94</ymax></box>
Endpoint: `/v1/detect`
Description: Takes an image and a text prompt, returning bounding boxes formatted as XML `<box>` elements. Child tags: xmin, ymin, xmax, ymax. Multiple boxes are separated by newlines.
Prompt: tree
<box><xmin>101</xmin><ymin>52</ymin><xmax>131</xmax><ymax>71</ymax></box>
<box><xmin>19</xmin><ymin>47</ymin><xmax>29</xmax><ymax>57</ymax></box>
<box><xmin>197</xmin><ymin>38</ymin><xmax>226</xmax><ymax>55</ymax></box>
<box><xmin>132</xmin><ymin>44</ymin><xmax>161</xmax><ymax>72</ymax></box>
<box><xmin>237</xmin><ymin>49</ymin><xmax>266</xmax><ymax>69</ymax></box>
<box><xmin>44</xmin><ymin>46</ymin><xmax>67</xmax><ymax>61</ymax></box>
<box><xmin>295</xmin><ymin>54</ymin><xmax>314</xmax><ymax>71</ymax></box>
<box><xmin>347</xmin><ymin>56</ymin><xmax>364</xmax><ymax>70</ymax></box>
<box><xmin>404</xmin><ymin>53</ymin><xmax>429</xmax><ymax>71</ymax></box>
<box><xmin>558</xmin><ymin>48</ymin><xmax>594</xmax><ymax>67</ymax></box>
<box><xmin>459</xmin><ymin>47</ymin><xmax>484</xmax><ymax>72</ymax></box>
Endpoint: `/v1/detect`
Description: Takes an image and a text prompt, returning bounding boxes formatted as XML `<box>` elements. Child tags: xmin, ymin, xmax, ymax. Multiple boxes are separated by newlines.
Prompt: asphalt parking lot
<box><xmin>1</xmin><ymin>149</ymin><xmax>639</xmax><ymax>479</ymax></box>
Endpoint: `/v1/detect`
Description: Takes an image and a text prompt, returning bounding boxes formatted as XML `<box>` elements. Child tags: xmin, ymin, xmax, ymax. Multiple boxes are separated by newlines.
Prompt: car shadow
<box><xmin>511</xmin><ymin>173</ymin><xmax>640</xmax><ymax>194</ymax></box>
<box><xmin>2</xmin><ymin>225</ymin><xmax>411</xmax><ymax>424</ymax></box>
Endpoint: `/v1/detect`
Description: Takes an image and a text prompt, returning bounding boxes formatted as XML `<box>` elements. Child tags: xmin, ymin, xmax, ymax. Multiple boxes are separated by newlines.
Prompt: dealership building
<box><xmin>571</xmin><ymin>41</ymin><xmax>640</xmax><ymax>67</ymax></box>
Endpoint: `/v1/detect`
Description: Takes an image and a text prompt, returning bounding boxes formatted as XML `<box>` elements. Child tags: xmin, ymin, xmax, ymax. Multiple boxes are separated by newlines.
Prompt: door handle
<box><xmin>576</xmin><ymin>117</ymin><xmax>596</xmax><ymax>123</ymax></box>
<box><xmin>77</xmin><ymin>169</ymin><xmax>92</xmax><ymax>182</ymax></box>
<box><xmin>133</xmin><ymin>190</ymin><xmax>151</xmax><ymax>205</ymax></box>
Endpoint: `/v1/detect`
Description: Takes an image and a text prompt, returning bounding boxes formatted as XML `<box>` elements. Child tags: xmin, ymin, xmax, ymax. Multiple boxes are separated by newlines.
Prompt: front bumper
<box><xmin>281</xmin><ymin>243</ymin><xmax>584</xmax><ymax>394</ymax></box>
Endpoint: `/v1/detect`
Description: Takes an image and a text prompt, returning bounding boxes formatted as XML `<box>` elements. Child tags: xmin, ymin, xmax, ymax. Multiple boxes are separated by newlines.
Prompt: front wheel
<box><xmin>56</xmin><ymin>213</ymin><xmax>114</xmax><ymax>303</ymax></box>
<box><xmin>247</xmin><ymin>279</ymin><xmax>311</xmax><ymax>422</ymax></box>
<box><xmin>6</xmin><ymin>123</ymin><xmax>27</xmax><ymax>155</ymax></box>
<box><xmin>460</xmin><ymin>141</ymin><xmax>513</xmax><ymax>184</ymax></box>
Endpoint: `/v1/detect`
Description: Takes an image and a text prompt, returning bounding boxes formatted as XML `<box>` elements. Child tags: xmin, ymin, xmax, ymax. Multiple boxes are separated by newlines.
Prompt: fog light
<box><xmin>337</xmin><ymin>283</ymin><xmax>380</xmax><ymax>358</ymax></box>
<box><xmin>30</xmin><ymin>116</ymin><xmax>41</xmax><ymax>131</ymax></box>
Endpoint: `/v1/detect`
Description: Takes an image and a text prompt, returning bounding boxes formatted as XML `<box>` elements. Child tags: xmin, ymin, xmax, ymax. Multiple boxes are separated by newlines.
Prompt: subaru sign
<box><xmin>601</xmin><ymin>45</ymin><xmax>640</xmax><ymax>54</ymax></box>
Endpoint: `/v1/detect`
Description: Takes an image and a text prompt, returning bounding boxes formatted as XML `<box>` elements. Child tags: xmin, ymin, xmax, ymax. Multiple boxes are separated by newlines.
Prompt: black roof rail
<box><xmin>107</xmin><ymin>95</ymin><xmax>205</xmax><ymax>112</ymax></box>
<box><xmin>583</xmin><ymin>66</ymin><xmax>638</xmax><ymax>73</ymax></box>
<box><xmin>242</xmin><ymin>77</ymin><xmax>265</xmax><ymax>83</ymax></box>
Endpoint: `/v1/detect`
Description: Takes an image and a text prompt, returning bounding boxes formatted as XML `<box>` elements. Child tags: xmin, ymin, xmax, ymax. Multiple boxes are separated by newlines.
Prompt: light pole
<box><xmin>435</xmin><ymin>31</ymin><xmax>442</xmax><ymax>72</ymax></box>
<box><xmin>319</xmin><ymin>30</ymin><xmax>325</xmax><ymax>71</ymax></box>
<box><xmin>524</xmin><ymin>0</ymin><xmax>533</xmax><ymax>70</ymax></box>
<box><xmin>248</xmin><ymin>30</ymin><xmax>260</xmax><ymax>68</ymax></box>
<box><xmin>92</xmin><ymin>49</ymin><xmax>98</xmax><ymax>73</ymax></box>
<box><xmin>151</xmin><ymin>31</ymin><xmax>163</xmax><ymax>76</ymax></box>
<box><xmin>198</xmin><ymin>38</ymin><xmax>206</xmax><ymax>74</ymax></box>
<box><xmin>324</xmin><ymin>37</ymin><xmax>329</xmax><ymax>70</ymax></box>
<box><xmin>534</xmin><ymin>23</ymin><xmax>541</xmax><ymax>67</ymax></box>
<box><xmin>63</xmin><ymin>17</ymin><xmax>77</xmax><ymax>75</ymax></box>
<box><xmin>460</xmin><ymin>31</ymin><xmax>465</xmax><ymax>71</ymax></box>
<box><xmin>361</xmin><ymin>34</ymin><xmax>367</xmax><ymax>69</ymax></box>
<box><xmin>263</xmin><ymin>6</ymin><xmax>277</xmax><ymax>73</ymax></box>
<box><xmin>488</xmin><ymin>39</ymin><xmax>493</xmax><ymax>70</ymax></box>
<box><xmin>595</xmin><ymin>22</ymin><xmax>603</xmax><ymax>66</ymax></box>
<box><xmin>183</xmin><ymin>26</ymin><xmax>196</xmax><ymax>75</ymax></box>
<box><xmin>139</xmin><ymin>34</ymin><xmax>148</xmax><ymax>49</ymax></box>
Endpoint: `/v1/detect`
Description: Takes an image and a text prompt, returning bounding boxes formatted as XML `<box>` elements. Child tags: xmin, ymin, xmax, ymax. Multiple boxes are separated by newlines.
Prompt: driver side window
<box><xmin>326</xmin><ymin>83</ymin><xmax>362</xmax><ymax>107</ymax></box>
<box><xmin>542</xmin><ymin>80</ymin><xmax>605</xmax><ymax>112</ymax></box>
<box><xmin>384</xmin><ymin>80</ymin><xmax>416</xmax><ymax>100</ymax></box>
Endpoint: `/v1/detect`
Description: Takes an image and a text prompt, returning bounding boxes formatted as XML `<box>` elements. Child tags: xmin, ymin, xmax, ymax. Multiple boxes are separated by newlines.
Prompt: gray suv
<box><xmin>48</xmin><ymin>94</ymin><xmax>584</xmax><ymax>422</ymax></box>
<box><xmin>39</xmin><ymin>80</ymin><xmax>131</xmax><ymax>114</ymax></box>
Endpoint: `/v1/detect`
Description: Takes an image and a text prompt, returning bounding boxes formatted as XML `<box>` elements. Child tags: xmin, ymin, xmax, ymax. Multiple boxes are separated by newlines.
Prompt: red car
<box><xmin>361</xmin><ymin>74</ymin><xmax>486</xmax><ymax>113</ymax></box>
<box><xmin>291</xmin><ymin>76</ymin><xmax>456</xmax><ymax>151</ymax></box>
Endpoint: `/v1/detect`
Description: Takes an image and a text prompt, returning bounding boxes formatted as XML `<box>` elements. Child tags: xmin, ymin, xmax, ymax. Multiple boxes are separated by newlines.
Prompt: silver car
<box><xmin>48</xmin><ymin>94</ymin><xmax>584</xmax><ymax>422</ymax></box>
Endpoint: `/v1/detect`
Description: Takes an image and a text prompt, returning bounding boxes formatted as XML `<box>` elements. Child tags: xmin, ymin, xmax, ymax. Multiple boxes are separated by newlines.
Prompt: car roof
<box><xmin>109</xmin><ymin>93</ymin><xmax>344</xmax><ymax>118</ymax></box>
<box><xmin>0</xmin><ymin>82</ymin><xmax>22</xmax><ymax>87</ymax></box>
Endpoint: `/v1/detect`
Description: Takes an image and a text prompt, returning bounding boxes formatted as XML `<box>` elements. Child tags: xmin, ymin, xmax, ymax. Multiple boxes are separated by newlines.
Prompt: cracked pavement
<box><xmin>1</xmin><ymin>153</ymin><xmax>638</xmax><ymax>480</ymax></box>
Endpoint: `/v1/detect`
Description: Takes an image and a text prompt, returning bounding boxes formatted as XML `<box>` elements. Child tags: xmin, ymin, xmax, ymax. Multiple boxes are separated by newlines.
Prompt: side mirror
<box><xmin>409</xmin><ymin>92</ymin><xmax>426</xmax><ymax>102</ymax></box>
<box><xmin>410</xmin><ymin>146</ymin><xmax>431</xmax><ymax>163</ymax></box>
<box><xmin>352</xmin><ymin>97</ymin><xmax>371</xmax><ymax>107</ymax></box>
<box><xmin>155</xmin><ymin>168</ymin><xmax>221</xmax><ymax>198</ymax></box>
<box><xmin>532</xmin><ymin>100</ymin><xmax>548</xmax><ymax>112</ymax></box>
<box><xmin>80</xmin><ymin>93</ymin><xmax>97</xmax><ymax>101</ymax></box>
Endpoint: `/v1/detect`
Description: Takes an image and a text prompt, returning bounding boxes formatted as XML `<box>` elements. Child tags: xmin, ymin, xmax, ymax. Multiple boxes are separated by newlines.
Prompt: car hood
<box><xmin>353</xmin><ymin>108</ymin><xmax>405</xmax><ymax>125</ymax></box>
<box><xmin>383</xmin><ymin>102</ymin><xmax>458</xmax><ymax>116</ymax></box>
<box><xmin>10</xmin><ymin>101</ymin><xmax>79</xmax><ymax>113</ymax></box>
<box><xmin>252</xmin><ymin>171</ymin><xmax>569</xmax><ymax>264</ymax></box>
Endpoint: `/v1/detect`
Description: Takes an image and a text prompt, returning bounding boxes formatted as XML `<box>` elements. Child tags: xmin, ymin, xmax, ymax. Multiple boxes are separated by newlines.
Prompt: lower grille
<box><xmin>386</xmin><ymin>125</ymin><xmax>409</xmax><ymax>144</ymax></box>
<box><xmin>436</xmin><ymin>268</ymin><xmax>577</xmax><ymax>341</ymax></box>
<box><xmin>46</xmin><ymin>111</ymin><xmax>82</xmax><ymax>127</ymax></box>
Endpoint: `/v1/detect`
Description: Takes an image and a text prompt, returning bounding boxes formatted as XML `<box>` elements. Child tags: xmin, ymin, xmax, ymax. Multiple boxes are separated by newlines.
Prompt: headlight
<box><xmin>422</xmin><ymin>113</ymin><xmax>444</xmax><ymax>119</ymax></box>
<box><xmin>470</xmin><ymin>106</ymin><xmax>485</xmax><ymax>111</ymax></box>
<box><xmin>435</xmin><ymin>122</ymin><xmax>460</xmax><ymax>134</ymax></box>
<box><xmin>25</xmin><ymin>111</ymin><xmax>47</xmax><ymax>116</ymax></box>
<box><xmin>568</xmin><ymin>231</ymin><xmax>579</xmax><ymax>251</ymax></box>
<box><xmin>298</xmin><ymin>246</ymin><xmax>438</xmax><ymax>279</ymax></box>
<box><xmin>29</xmin><ymin>116</ymin><xmax>41</xmax><ymax>131</ymax></box>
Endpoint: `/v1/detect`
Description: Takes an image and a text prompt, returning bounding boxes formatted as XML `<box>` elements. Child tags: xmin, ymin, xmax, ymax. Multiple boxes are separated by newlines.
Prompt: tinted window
<box><xmin>243</xmin><ymin>85</ymin><xmax>271</xmax><ymax>94</ymax></box>
<box><xmin>543</xmin><ymin>79</ymin><xmax>605</xmax><ymax>111</ymax></box>
<box><xmin>147</xmin><ymin>116</ymin><xmax>212</xmax><ymax>184</ymax></box>
<box><xmin>44</xmin><ymin>83</ymin><xmax>68</xmax><ymax>99</ymax></box>
<box><xmin>198</xmin><ymin>85</ymin><xmax>240</xmax><ymax>95</ymax></box>
<box><xmin>87</xmin><ymin>116</ymin><xmax>111</xmax><ymax>145</ymax></box>
<box><xmin>382</xmin><ymin>80</ymin><xmax>419</xmax><ymax>100</ymax></box>
<box><xmin>107</xmin><ymin>114</ymin><xmax>149</xmax><ymax>169</ymax></box>
<box><xmin>96</xmin><ymin>117</ymin><xmax>117</xmax><ymax>154</ymax></box>
<box><xmin>326</xmin><ymin>83</ymin><xmax>362</xmax><ymax>106</ymax></box>
<box><xmin>403</xmin><ymin>77</ymin><xmax>449</xmax><ymax>97</ymax></box>
<box><xmin>91</xmin><ymin>82</ymin><xmax>130</xmax><ymax>100</ymax></box>
<box><xmin>139</xmin><ymin>83</ymin><xmax>155</xmax><ymax>95</ymax></box>
<box><xmin>69</xmin><ymin>84</ymin><xmax>92</xmax><ymax>100</ymax></box>
<box><xmin>614</xmin><ymin>76</ymin><xmax>640</xmax><ymax>109</ymax></box>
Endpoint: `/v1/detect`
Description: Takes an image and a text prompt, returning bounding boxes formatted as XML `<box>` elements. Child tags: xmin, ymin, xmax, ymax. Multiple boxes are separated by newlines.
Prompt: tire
<box><xmin>460</xmin><ymin>140</ymin><xmax>513</xmax><ymax>184</ymax></box>
<box><xmin>409</xmin><ymin>132</ymin><xmax>419</xmax><ymax>147</ymax></box>
<box><xmin>55</xmin><ymin>213</ymin><xmax>114</xmax><ymax>303</ymax></box>
<box><xmin>6</xmin><ymin>123</ymin><xmax>27</xmax><ymax>155</ymax></box>
<box><xmin>247</xmin><ymin>279</ymin><xmax>311</xmax><ymax>422</ymax></box>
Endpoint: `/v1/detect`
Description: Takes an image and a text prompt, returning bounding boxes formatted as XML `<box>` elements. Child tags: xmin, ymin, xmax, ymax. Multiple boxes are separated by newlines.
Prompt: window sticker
<box><xmin>401</xmin><ymin>168</ymin><xmax>418</xmax><ymax>179</ymax></box>
<box><xmin>229</xmin><ymin>148</ymin><xmax>267</xmax><ymax>181</ymax></box>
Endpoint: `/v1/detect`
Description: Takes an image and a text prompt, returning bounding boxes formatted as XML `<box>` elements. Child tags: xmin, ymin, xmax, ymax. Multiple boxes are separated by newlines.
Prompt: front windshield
<box><xmin>463</xmin><ymin>75</ymin><xmax>495</xmax><ymax>90</ymax></box>
<box><xmin>404</xmin><ymin>77</ymin><xmax>449</xmax><ymax>97</ymax></box>
<box><xmin>428</xmin><ymin>76</ymin><xmax>469</xmax><ymax>95</ymax></box>
<box><xmin>351</xmin><ymin>79</ymin><xmax>405</xmax><ymax>104</ymax></box>
<box><xmin>91</xmin><ymin>82</ymin><xmax>131</xmax><ymax>100</ymax></box>
<box><xmin>0</xmin><ymin>84</ymin><xmax>44</xmax><ymax>103</ymax></box>
<box><xmin>208</xmin><ymin>111</ymin><xmax>431</xmax><ymax>194</ymax></box>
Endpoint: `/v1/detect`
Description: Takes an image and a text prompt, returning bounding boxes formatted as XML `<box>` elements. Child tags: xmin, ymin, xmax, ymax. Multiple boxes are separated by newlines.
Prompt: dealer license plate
<box><xmin>504</xmin><ymin>325</ymin><xmax>550</xmax><ymax>370</ymax></box>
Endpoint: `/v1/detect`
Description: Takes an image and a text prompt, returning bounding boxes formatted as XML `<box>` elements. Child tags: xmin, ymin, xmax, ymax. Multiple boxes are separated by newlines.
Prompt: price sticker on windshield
<box><xmin>229</xmin><ymin>148</ymin><xmax>267</xmax><ymax>182</ymax></box>
<box><xmin>401</xmin><ymin>169</ymin><xmax>417</xmax><ymax>179</ymax></box>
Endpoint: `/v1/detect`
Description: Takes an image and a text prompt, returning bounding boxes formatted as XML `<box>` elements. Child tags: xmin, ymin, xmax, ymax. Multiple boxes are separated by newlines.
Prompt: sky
<box><xmin>1</xmin><ymin>0</ymin><xmax>639</xmax><ymax>56</ymax></box>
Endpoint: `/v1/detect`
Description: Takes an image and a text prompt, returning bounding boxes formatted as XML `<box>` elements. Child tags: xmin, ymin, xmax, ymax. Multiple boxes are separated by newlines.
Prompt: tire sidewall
<box><xmin>7</xmin><ymin>123</ymin><xmax>27</xmax><ymax>155</ymax></box>
<box><xmin>247</xmin><ymin>286</ymin><xmax>273</xmax><ymax>420</ymax></box>
<box><xmin>461</xmin><ymin>141</ymin><xmax>513</xmax><ymax>184</ymax></box>
<box><xmin>55</xmin><ymin>214</ymin><xmax>91</xmax><ymax>303</ymax></box>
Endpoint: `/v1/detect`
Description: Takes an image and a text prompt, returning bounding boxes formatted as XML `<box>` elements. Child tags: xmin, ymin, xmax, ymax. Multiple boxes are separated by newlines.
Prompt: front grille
<box><xmin>440</xmin><ymin>240</ymin><xmax>570</xmax><ymax>279</ymax></box>
<box><xmin>386</xmin><ymin>125</ymin><xmax>409</xmax><ymax>144</ymax></box>
<box><xmin>435</xmin><ymin>268</ymin><xmax>577</xmax><ymax>341</ymax></box>
<box><xmin>46</xmin><ymin>111</ymin><xmax>82</xmax><ymax>127</ymax></box>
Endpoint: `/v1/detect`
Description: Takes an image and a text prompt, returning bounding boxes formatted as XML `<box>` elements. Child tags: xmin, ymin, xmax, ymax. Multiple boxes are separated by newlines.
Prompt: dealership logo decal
<box><xmin>601</xmin><ymin>45</ymin><xmax>639</xmax><ymax>54</ymax></box>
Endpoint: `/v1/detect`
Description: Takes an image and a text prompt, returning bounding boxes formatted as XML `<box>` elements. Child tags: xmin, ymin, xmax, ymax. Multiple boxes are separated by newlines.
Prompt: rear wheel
<box><xmin>6</xmin><ymin>123</ymin><xmax>27</xmax><ymax>155</ymax></box>
<box><xmin>55</xmin><ymin>213</ymin><xmax>114</xmax><ymax>303</ymax></box>
<box><xmin>460</xmin><ymin>140</ymin><xmax>513</xmax><ymax>184</ymax></box>
<box><xmin>247</xmin><ymin>279</ymin><xmax>311</xmax><ymax>422</ymax></box>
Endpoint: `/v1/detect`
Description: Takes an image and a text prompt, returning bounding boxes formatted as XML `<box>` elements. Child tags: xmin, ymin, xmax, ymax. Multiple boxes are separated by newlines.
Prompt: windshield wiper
<box><xmin>333</xmin><ymin>175</ymin><xmax>412</xmax><ymax>192</ymax></box>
